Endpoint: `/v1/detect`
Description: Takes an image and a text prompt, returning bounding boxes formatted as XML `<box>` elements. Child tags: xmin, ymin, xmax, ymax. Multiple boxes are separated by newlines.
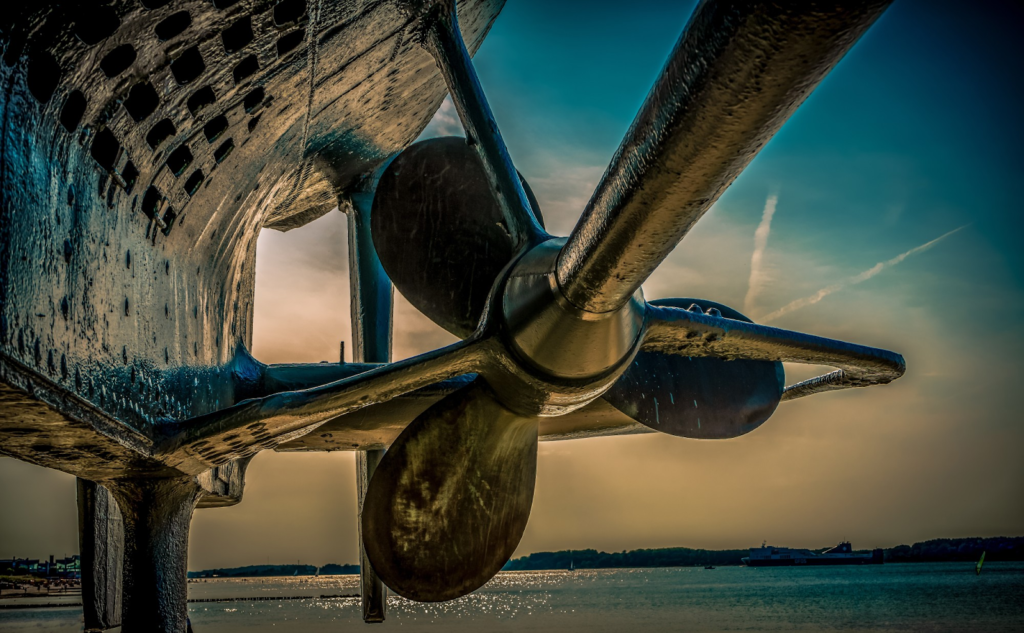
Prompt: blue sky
<box><xmin>476</xmin><ymin>0</ymin><xmax>1022</xmax><ymax>281</ymax></box>
<box><xmin>3</xmin><ymin>0</ymin><xmax>1021</xmax><ymax>568</ymax></box>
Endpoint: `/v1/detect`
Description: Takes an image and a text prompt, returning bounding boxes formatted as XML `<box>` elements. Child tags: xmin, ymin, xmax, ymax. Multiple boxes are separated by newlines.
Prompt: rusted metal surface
<box><xmin>556</xmin><ymin>0</ymin><xmax>892</xmax><ymax>314</ymax></box>
<box><xmin>106</xmin><ymin>476</ymin><xmax>203</xmax><ymax>632</ymax></box>
<box><xmin>277</xmin><ymin>372</ymin><xmax>476</xmax><ymax>450</ymax></box>
<box><xmin>642</xmin><ymin>303</ymin><xmax>905</xmax><ymax>396</ymax></box>
<box><xmin>155</xmin><ymin>337</ymin><xmax>488</xmax><ymax>473</ymax></box>
<box><xmin>0</xmin><ymin>359</ymin><xmax>162</xmax><ymax>480</ymax></box>
<box><xmin>604</xmin><ymin>299</ymin><xmax>784</xmax><ymax>440</ymax></box>
<box><xmin>355</xmin><ymin>449</ymin><xmax>387</xmax><ymax>621</ymax></box>
<box><xmin>274</xmin><ymin>374</ymin><xmax>649</xmax><ymax>451</ymax></box>
<box><xmin>0</xmin><ymin>1</ymin><xmax>504</xmax><ymax>628</ymax></box>
<box><xmin>194</xmin><ymin>455</ymin><xmax>251</xmax><ymax>507</ymax></box>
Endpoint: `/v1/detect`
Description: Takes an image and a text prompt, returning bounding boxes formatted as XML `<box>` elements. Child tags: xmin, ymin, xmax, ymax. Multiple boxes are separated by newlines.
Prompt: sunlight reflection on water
<box><xmin>2</xmin><ymin>564</ymin><xmax>1022</xmax><ymax>632</ymax></box>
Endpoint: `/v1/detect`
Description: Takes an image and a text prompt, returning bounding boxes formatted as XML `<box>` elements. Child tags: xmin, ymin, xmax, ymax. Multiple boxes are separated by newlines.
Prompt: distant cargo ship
<box><xmin>743</xmin><ymin>541</ymin><xmax>883</xmax><ymax>566</ymax></box>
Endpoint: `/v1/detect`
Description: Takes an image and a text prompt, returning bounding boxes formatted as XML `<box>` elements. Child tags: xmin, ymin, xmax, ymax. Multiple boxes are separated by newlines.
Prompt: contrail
<box><xmin>744</xmin><ymin>194</ymin><xmax>778</xmax><ymax>315</ymax></box>
<box><xmin>760</xmin><ymin>225</ymin><xmax>968</xmax><ymax>323</ymax></box>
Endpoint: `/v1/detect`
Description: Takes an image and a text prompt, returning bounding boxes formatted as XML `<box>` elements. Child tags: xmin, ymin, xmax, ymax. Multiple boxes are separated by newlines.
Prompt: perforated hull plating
<box><xmin>0</xmin><ymin>0</ymin><xmax>502</xmax><ymax>480</ymax></box>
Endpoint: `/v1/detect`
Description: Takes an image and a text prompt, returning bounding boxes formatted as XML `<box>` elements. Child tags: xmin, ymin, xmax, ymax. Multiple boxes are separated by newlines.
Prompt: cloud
<box><xmin>252</xmin><ymin>211</ymin><xmax>351</xmax><ymax>364</ymax></box>
<box><xmin>760</xmin><ymin>225</ymin><xmax>968</xmax><ymax>323</ymax></box>
<box><xmin>418</xmin><ymin>96</ymin><xmax>464</xmax><ymax>140</ymax></box>
<box><xmin>522</xmin><ymin>162</ymin><xmax>606</xmax><ymax>236</ymax></box>
<box><xmin>744</xmin><ymin>194</ymin><xmax>778</xmax><ymax>315</ymax></box>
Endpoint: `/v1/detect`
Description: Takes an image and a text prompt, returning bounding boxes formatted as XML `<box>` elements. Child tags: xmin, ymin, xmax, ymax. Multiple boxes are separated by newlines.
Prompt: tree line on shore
<box><xmin>187</xmin><ymin>563</ymin><xmax>358</xmax><ymax>578</ymax></box>
<box><xmin>504</xmin><ymin>537</ymin><xmax>1024</xmax><ymax>570</ymax></box>
<box><xmin>184</xmin><ymin>537</ymin><xmax>1024</xmax><ymax>577</ymax></box>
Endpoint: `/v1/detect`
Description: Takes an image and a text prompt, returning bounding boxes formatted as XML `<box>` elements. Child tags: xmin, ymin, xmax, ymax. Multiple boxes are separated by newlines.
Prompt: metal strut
<box><xmin>78</xmin><ymin>479</ymin><xmax>124</xmax><ymax>632</ymax></box>
<box><xmin>345</xmin><ymin>174</ymin><xmax>394</xmax><ymax>623</ymax></box>
<box><xmin>105</xmin><ymin>477</ymin><xmax>204</xmax><ymax>633</ymax></box>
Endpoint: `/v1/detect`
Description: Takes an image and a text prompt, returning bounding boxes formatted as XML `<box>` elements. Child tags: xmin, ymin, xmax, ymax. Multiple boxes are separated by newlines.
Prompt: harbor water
<box><xmin>1</xmin><ymin>562</ymin><xmax>1022</xmax><ymax>631</ymax></box>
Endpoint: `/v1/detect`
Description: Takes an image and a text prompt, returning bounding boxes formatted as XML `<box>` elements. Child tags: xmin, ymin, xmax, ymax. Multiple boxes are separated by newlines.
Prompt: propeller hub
<box><xmin>501</xmin><ymin>239</ymin><xmax>646</xmax><ymax>382</ymax></box>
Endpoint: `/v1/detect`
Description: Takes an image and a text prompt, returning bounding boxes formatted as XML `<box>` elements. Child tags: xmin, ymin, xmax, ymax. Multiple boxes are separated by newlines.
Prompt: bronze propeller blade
<box><xmin>604</xmin><ymin>299</ymin><xmax>784</xmax><ymax>439</ymax></box>
<box><xmin>361</xmin><ymin>377</ymin><xmax>539</xmax><ymax>602</ymax></box>
<box><xmin>372</xmin><ymin>137</ymin><xmax>544</xmax><ymax>339</ymax></box>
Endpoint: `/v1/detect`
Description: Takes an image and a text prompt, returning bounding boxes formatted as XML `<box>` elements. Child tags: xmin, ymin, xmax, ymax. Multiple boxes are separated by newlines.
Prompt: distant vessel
<box><xmin>743</xmin><ymin>542</ymin><xmax>883</xmax><ymax>567</ymax></box>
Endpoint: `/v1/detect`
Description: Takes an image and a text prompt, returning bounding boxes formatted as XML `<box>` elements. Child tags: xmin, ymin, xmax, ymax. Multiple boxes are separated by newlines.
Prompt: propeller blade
<box><xmin>557</xmin><ymin>0</ymin><xmax>892</xmax><ymax>313</ymax></box>
<box><xmin>642</xmin><ymin>303</ymin><xmax>905</xmax><ymax>400</ymax></box>
<box><xmin>372</xmin><ymin>137</ymin><xmax>543</xmax><ymax>338</ymax></box>
<box><xmin>604</xmin><ymin>299</ymin><xmax>783</xmax><ymax>439</ymax></box>
<box><xmin>361</xmin><ymin>377</ymin><xmax>538</xmax><ymax>602</ymax></box>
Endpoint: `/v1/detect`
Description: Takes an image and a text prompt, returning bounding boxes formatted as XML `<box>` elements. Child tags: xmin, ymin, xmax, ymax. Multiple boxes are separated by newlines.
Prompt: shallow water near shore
<box><xmin>2</xmin><ymin>562</ymin><xmax>1022</xmax><ymax>632</ymax></box>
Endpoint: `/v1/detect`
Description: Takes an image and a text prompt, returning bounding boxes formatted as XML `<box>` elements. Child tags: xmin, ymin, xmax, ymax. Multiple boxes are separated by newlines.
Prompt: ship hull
<box><xmin>744</xmin><ymin>549</ymin><xmax>884</xmax><ymax>567</ymax></box>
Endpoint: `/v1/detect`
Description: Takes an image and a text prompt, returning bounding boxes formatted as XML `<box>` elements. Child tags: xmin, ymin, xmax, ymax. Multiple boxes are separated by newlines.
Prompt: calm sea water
<box><xmin>2</xmin><ymin>563</ymin><xmax>1022</xmax><ymax>632</ymax></box>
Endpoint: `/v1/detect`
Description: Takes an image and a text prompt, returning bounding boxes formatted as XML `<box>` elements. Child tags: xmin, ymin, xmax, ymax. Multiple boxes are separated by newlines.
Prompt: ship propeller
<box><xmin>160</xmin><ymin>0</ymin><xmax>901</xmax><ymax>604</ymax></box>
<box><xmin>357</xmin><ymin>0</ymin><xmax>899</xmax><ymax>603</ymax></box>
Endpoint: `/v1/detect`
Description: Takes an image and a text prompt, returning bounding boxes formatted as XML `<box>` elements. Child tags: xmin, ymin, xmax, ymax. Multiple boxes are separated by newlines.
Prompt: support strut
<box><xmin>78</xmin><ymin>479</ymin><xmax>124</xmax><ymax>632</ymax></box>
<box><xmin>106</xmin><ymin>477</ymin><xmax>204</xmax><ymax>633</ymax></box>
<box><xmin>346</xmin><ymin>179</ymin><xmax>394</xmax><ymax>622</ymax></box>
<box><xmin>356</xmin><ymin>449</ymin><xmax>387</xmax><ymax>620</ymax></box>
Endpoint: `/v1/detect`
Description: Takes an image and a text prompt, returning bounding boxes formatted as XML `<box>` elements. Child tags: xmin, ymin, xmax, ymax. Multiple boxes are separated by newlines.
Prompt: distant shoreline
<box><xmin>504</xmin><ymin>536</ymin><xmax>1024</xmax><ymax>572</ymax></box>
<box><xmin>187</xmin><ymin>563</ymin><xmax>357</xmax><ymax>579</ymax></box>
<box><xmin>182</xmin><ymin>537</ymin><xmax>1024</xmax><ymax>578</ymax></box>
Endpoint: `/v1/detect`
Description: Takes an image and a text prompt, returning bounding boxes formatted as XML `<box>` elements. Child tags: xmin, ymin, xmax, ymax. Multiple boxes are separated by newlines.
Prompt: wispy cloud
<box><xmin>418</xmin><ymin>96</ymin><xmax>464</xmax><ymax>139</ymax></box>
<box><xmin>744</xmin><ymin>194</ymin><xmax>778</xmax><ymax>315</ymax></box>
<box><xmin>524</xmin><ymin>162</ymin><xmax>605</xmax><ymax>236</ymax></box>
<box><xmin>760</xmin><ymin>225</ymin><xmax>968</xmax><ymax>323</ymax></box>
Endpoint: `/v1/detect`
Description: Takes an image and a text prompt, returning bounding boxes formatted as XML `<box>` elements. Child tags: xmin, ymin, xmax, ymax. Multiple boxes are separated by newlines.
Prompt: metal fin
<box><xmin>642</xmin><ymin>303</ymin><xmax>905</xmax><ymax>400</ymax></box>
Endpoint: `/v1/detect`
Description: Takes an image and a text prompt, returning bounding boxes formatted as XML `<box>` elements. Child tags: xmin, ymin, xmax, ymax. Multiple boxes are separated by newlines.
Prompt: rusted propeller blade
<box><xmin>557</xmin><ymin>0</ymin><xmax>892</xmax><ymax>314</ymax></box>
<box><xmin>361</xmin><ymin>377</ymin><xmax>539</xmax><ymax>602</ymax></box>
<box><xmin>372</xmin><ymin>137</ymin><xmax>543</xmax><ymax>338</ymax></box>
<box><xmin>604</xmin><ymin>299</ymin><xmax>783</xmax><ymax>439</ymax></box>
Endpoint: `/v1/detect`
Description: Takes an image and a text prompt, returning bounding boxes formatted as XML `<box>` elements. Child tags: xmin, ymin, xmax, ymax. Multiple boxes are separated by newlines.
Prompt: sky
<box><xmin>2</xmin><ymin>0</ymin><xmax>1023</xmax><ymax>570</ymax></box>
